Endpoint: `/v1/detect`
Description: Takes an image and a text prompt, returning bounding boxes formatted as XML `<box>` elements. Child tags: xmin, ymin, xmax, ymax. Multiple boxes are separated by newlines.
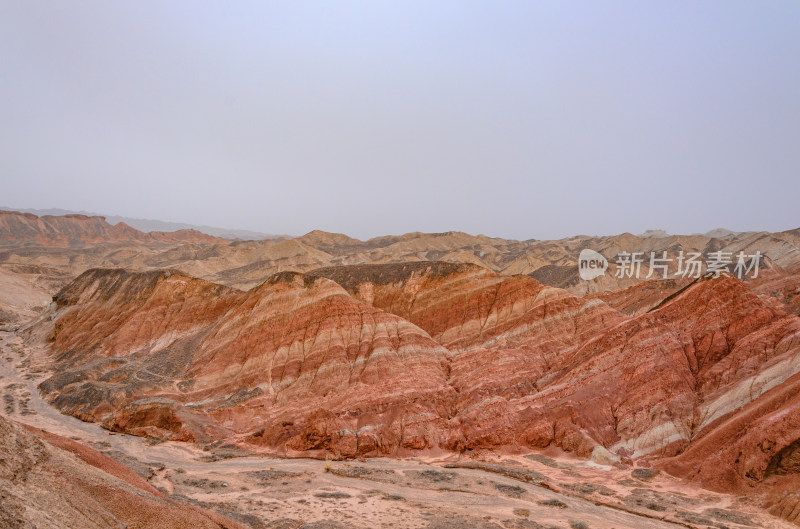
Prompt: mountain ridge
<box><xmin>0</xmin><ymin>206</ymin><xmax>289</xmax><ymax>241</ymax></box>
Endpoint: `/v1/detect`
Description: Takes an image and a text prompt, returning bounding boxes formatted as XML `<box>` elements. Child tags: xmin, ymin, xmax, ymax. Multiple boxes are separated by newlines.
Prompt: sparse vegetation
<box><xmin>494</xmin><ymin>482</ymin><xmax>526</xmax><ymax>497</ymax></box>
<box><xmin>631</xmin><ymin>468</ymin><xmax>660</xmax><ymax>481</ymax></box>
<box><xmin>563</xmin><ymin>482</ymin><xmax>616</xmax><ymax>496</ymax></box>
<box><xmin>406</xmin><ymin>469</ymin><xmax>455</xmax><ymax>482</ymax></box>
<box><xmin>330</xmin><ymin>466</ymin><xmax>397</xmax><ymax>480</ymax></box>
<box><xmin>538</xmin><ymin>498</ymin><xmax>568</xmax><ymax>509</ymax></box>
<box><xmin>443</xmin><ymin>462</ymin><xmax>547</xmax><ymax>486</ymax></box>
<box><xmin>314</xmin><ymin>491</ymin><xmax>351</xmax><ymax>499</ymax></box>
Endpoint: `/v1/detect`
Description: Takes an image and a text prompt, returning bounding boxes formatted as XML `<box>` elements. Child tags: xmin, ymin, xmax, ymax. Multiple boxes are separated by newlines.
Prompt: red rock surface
<box><xmin>308</xmin><ymin>262</ymin><xmax>624</xmax><ymax>351</ymax></box>
<box><xmin>35</xmin><ymin>268</ymin><xmax>454</xmax><ymax>456</ymax></box>
<box><xmin>585</xmin><ymin>277</ymin><xmax>692</xmax><ymax>316</ymax></box>
<box><xmin>0</xmin><ymin>209</ymin><xmax>223</xmax><ymax>247</ymax></box>
<box><xmin>5</xmin><ymin>213</ymin><xmax>800</xmax><ymax>523</ymax></box>
<box><xmin>0</xmin><ymin>413</ymin><xmax>244</xmax><ymax>529</ymax></box>
<box><xmin>514</xmin><ymin>276</ymin><xmax>800</xmax><ymax>461</ymax></box>
<box><xmin>3</xmin><ymin>213</ymin><xmax>800</xmax><ymax>300</ymax></box>
<box><xmin>36</xmin><ymin>266</ymin><xmax>800</xmax><ymax>465</ymax></box>
<box><xmin>25</xmin><ymin>261</ymin><xmax>800</xmax><ymax>524</ymax></box>
<box><xmin>747</xmin><ymin>263</ymin><xmax>800</xmax><ymax>316</ymax></box>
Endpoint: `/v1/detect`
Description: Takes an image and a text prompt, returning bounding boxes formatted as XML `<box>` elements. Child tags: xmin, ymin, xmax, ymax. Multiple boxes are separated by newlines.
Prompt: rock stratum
<box><xmin>34</xmin><ymin>267</ymin><xmax>454</xmax><ymax>457</ymax></box>
<box><xmin>3</xmin><ymin>212</ymin><xmax>800</xmax><ymax>525</ymax></box>
<box><xmin>0</xmin><ymin>413</ymin><xmax>243</xmax><ymax>529</ymax></box>
<box><xmin>0</xmin><ymin>209</ymin><xmax>223</xmax><ymax>247</ymax></box>
<box><xmin>23</xmin><ymin>261</ymin><xmax>800</xmax><ymax>521</ymax></box>
<box><xmin>3</xmin><ymin>209</ymin><xmax>800</xmax><ymax>300</ymax></box>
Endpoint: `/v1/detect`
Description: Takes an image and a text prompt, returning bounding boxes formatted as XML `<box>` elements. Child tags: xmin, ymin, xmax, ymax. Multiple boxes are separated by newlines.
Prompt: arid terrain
<box><xmin>2</xmin><ymin>210</ymin><xmax>800</xmax><ymax>528</ymax></box>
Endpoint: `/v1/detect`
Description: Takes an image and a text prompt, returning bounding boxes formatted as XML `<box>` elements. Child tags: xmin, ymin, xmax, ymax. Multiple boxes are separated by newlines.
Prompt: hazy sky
<box><xmin>1</xmin><ymin>2</ymin><xmax>798</xmax><ymax>240</ymax></box>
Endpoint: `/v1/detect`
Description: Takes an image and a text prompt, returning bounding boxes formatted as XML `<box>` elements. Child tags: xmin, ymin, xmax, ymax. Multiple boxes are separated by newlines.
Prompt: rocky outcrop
<box><xmin>747</xmin><ymin>263</ymin><xmax>800</xmax><ymax>316</ymax></box>
<box><xmin>5</xmin><ymin>216</ymin><xmax>800</xmax><ymax>525</ymax></box>
<box><xmin>585</xmin><ymin>278</ymin><xmax>692</xmax><ymax>316</ymax></box>
<box><xmin>0</xmin><ymin>263</ymin><xmax>71</xmax><ymax>325</ymax></box>
<box><xmin>3</xmin><ymin>212</ymin><xmax>800</xmax><ymax>299</ymax></box>
<box><xmin>35</xmin><ymin>267</ymin><xmax>800</xmax><ymax>473</ymax></box>
<box><xmin>308</xmin><ymin>262</ymin><xmax>624</xmax><ymax>351</ymax></box>
<box><xmin>20</xmin><ymin>255</ymin><xmax>800</xmax><ymax>527</ymax></box>
<box><xmin>34</xmin><ymin>268</ymin><xmax>454</xmax><ymax>455</ymax></box>
<box><xmin>0</xmin><ymin>209</ymin><xmax>223</xmax><ymax>247</ymax></box>
<box><xmin>0</xmin><ymin>413</ymin><xmax>244</xmax><ymax>529</ymax></box>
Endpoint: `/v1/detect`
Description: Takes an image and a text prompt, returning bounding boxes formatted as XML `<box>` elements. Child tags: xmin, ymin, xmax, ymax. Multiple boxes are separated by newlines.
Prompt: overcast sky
<box><xmin>1</xmin><ymin>2</ymin><xmax>798</xmax><ymax>240</ymax></box>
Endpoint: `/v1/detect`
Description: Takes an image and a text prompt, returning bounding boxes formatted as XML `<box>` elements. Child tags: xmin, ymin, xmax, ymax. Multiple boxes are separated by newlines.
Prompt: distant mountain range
<box><xmin>637</xmin><ymin>228</ymin><xmax>740</xmax><ymax>238</ymax></box>
<box><xmin>0</xmin><ymin>207</ymin><xmax>288</xmax><ymax>240</ymax></box>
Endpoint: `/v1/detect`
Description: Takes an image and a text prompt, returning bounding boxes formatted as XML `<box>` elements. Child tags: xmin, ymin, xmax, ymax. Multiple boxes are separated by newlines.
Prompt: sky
<box><xmin>1</xmin><ymin>2</ymin><xmax>798</xmax><ymax>240</ymax></box>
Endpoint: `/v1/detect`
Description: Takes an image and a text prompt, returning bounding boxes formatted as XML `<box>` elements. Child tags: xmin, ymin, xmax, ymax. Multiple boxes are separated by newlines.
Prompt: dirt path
<box><xmin>0</xmin><ymin>330</ymin><xmax>788</xmax><ymax>529</ymax></box>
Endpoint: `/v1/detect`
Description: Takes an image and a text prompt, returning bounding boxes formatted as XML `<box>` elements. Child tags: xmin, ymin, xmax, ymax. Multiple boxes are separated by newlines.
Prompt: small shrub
<box><xmin>494</xmin><ymin>483</ymin><xmax>526</xmax><ymax>497</ymax></box>
<box><xmin>538</xmin><ymin>498</ymin><xmax>568</xmax><ymax>509</ymax></box>
<box><xmin>631</xmin><ymin>468</ymin><xmax>660</xmax><ymax>481</ymax></box>
<box><xmin>314</xmin><ymin>491</ymin><xmax>351</xmax><ymax>499</ymax></box>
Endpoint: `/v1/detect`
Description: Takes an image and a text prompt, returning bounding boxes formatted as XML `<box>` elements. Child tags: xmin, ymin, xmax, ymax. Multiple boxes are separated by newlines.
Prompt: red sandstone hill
<box><xmin>0</xmin><ymin>209</ymin><xmax>224</xmax><ymax>247</ymax></box>
<box><xmin>25</xmin><ymin>262</ymin><xmax>800</xmax><ymax>523</ymax></box>
<box><xmin>584</xmin><ymin>278</ymin><xmax>693</xmax><ymax>316</ymax></box>
<box><xmin>2</xmin><ymin>211</ymin><xmax>800</xmax><ymax>526</ymax></box>
<box><xmin>0</xmin><ymin>413</ymin><xmax>244</xmax><ymax>529</ymax></box>
<box><xmin>515</xmin><ymin>275</ymin><xmax>800</xmax><ymax>462</ymax></box>
<box><xmin>33</xmin><ymin>267</ymin><xmax>453</xmax><ymax>456</ymax></box>
<box><xmin>309</xmin><ymin>264</ymin><xmax>800</xmax><ymax>474</ymax></box>
<box><xmin>2</xmin><ymin>213</ymin><xmax>800</xmax><ymax>304</ymax></box>
<box><xmin>308</xmin><ymin>262</ymin><xmax>624</xmax><ymax>351</ymax></box>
